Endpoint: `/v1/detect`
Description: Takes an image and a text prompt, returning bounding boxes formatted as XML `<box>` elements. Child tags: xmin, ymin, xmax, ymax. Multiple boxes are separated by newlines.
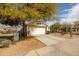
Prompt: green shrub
<box><xmin>50</xmin><ymin>23</ymin><xmax>61</xmax><ymax>32</ymax></box>
<box><xmin>1</xmin><ymin>39</ymin><xmax>10</xmax><ymax>47</ymax></box>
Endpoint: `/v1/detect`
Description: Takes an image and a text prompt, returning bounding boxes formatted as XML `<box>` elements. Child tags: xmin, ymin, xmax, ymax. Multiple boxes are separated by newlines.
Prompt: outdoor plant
<box><xmin>50</xmin><ymin>23</ymin><xmax>61</xmax><ymax>33</ymax></box>
<box><xmin>0</xmin><ymin>3</ymin><xmax>58</xmax><ymax>37</ymax></box>
<box><xmin>0</xmin><ymin>39</ymin><xmax>10</xmax><ymax>47</ymax></box>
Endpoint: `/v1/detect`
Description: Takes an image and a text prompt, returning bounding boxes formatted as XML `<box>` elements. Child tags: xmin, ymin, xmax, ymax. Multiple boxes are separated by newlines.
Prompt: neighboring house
<box><xmin>0</xmin><ymin>24</ymin><xmax>22</xmax><ymax>41</ymax></box>
<box><xmin>71</xmin><ymin>21</ymin><xmax>79</xmax><ymax>34</ymax></box>
<box><xmin>27</xmin><ymin>21</ymin><xmax>48</xmax><ymax>36</ymax></box>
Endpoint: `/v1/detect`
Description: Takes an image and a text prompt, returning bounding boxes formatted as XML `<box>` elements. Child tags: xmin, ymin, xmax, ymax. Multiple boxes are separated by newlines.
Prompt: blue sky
<box><xmin>58</xmin><ymin>3</ymin><xmax>76</xmax><ymax>19</ymax></box>
<box><xmin>59</xmin><ymin>3</ymin><xmax>75</xmax><ymax>14</ymax></box>
<box><xmin>46</xmin><ymin>3</ymin><xmax>79</xmax><ymax>25</ymax></box>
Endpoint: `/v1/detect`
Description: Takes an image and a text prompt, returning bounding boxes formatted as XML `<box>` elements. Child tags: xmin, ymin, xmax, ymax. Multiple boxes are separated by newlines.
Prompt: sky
<box><xmin>46</xmin><ymin>3</ymin><xmax>79</xmax><ymax>26</ymax></box>
<box><xmin>58</xmin><ymin>3</ymin><xmax>79</xmax><ymax>24</ymax></box>
<box><xmin>58</xmin><ymin>3</ymin><xmax>76</xmax><ymax>15</ymax></box>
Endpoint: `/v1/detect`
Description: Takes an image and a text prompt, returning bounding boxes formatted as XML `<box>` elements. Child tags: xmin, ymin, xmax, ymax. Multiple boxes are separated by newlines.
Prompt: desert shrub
<box><xmin>1</xmin><ymin>39</ymin><xmax>10</xmax><ymax>47</ymax></box>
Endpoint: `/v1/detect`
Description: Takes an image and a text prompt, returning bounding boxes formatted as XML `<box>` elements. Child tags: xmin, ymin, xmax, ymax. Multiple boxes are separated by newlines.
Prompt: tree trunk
<box><xmin>22</xmin><ymin>20</ymin><xmax>27</xmax><ymax>37</ymax></box>
<box><xmin>70</xmin><ymin>27</ymin><xmax>72</xmax><ymax>37</ymax></box>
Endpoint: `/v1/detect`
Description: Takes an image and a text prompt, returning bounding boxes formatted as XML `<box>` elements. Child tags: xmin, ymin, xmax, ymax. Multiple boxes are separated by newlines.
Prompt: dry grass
<box><xmin>0</xmin><ymin>37</ymin><xmax>46</xmax><ymax>56</ymax></box>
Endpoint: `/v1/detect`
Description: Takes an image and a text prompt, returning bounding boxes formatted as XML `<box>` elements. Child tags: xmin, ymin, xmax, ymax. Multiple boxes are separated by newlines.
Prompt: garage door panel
<box><xmin>31</xmin><ymin>28</ymin><xmax>46</xmax><ymax>36</ymax></box>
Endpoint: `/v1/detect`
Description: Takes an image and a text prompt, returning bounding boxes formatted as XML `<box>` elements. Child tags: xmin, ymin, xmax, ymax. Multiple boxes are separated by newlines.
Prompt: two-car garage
<box><xmin>31</xmin><ymin>27</ymin><xmax>46</xmax><ymax>36</ymax></box>
<box><xmin>27</xmin><ymin>24</ymin><xmax>47</xmax><ymax>36</ymax></box>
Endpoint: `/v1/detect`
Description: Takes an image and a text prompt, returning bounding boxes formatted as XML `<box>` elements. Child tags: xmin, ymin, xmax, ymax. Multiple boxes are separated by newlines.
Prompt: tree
<box><xmin>0</xmin><ymin>3</ymin><xmax>58</xmax><ymax>37</ymax></box>
<box><xmin>50</xmin><ymin>23</ymin><xmax>61</xmax><ymax>32</ymax></box>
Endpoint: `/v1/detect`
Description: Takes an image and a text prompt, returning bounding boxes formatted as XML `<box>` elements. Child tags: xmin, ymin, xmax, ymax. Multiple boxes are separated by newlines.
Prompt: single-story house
<box><xmin>71</xmin><ymin>21</ymin><xmax>79</xmax><ymax>34</ymax></box>
<box><xmin>0</xmin><ymin>24</ymin><xmax>23</xmax><ymax>41</ymax></box>
<box><xmin>27</xmin><ymin>22</ymin><xmax>48</xmax><ymax>36</ymax></box>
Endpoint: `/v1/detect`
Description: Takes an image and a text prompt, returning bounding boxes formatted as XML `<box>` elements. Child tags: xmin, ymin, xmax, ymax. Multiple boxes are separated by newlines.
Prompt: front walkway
<box><xmin>34</xmin><ymin>34</ymin><xmax>66</xmax><ymax>46</ymax></box>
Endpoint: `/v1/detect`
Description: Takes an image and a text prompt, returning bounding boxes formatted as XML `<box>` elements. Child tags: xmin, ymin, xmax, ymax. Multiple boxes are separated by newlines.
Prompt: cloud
<box><xmin>58</xmin><ymin>14</ymin><xmax>68</xmax><ymax>18</ymax></box>
<box><xmin>63</xmin><ymin>9</ymin><xmax>71</xmax><ymax>12</ymax></box>
<box><xmin>45</xmin><ymin>20</ymin><xmax>57</xmax><ymax>26</ymax></box>
<box><xmin>68</xmin><ymin>4</ymin><xmax>79</xmax><ymax>17</ymax></box>
<box><xmin>60</xmin><ymin>4</ymin><xmax>79</xmax><ymax>24</ymax></box>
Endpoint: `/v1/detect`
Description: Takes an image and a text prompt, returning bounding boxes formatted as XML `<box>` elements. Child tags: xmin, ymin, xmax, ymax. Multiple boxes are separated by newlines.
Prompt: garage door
<box><xmin>30</xmin><ymin>28</ymin><xmax>46</xmax><ymax>36</ymax></box>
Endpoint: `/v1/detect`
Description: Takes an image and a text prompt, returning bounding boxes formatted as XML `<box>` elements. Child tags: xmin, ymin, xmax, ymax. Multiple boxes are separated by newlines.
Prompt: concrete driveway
<box><xmin>34</xmin><ymin>34</ymin><xmax>66</xmax><ymax>46</ymax></box>
<box><xmin>26</xmin><ymin>34</ymin><xmax>79</xmax><ymax>56</ymax></box>
<box><xmin>26</xmin><ymin>39</ymin><xmax>79</xmax><ymax>56</ymax></box>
